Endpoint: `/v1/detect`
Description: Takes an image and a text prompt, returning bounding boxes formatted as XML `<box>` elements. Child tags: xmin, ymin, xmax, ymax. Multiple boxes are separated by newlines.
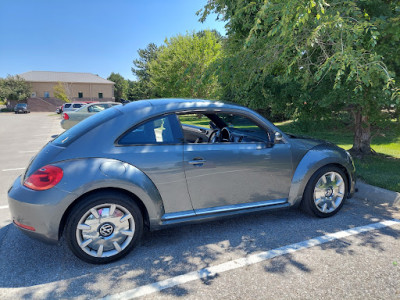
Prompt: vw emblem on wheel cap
<box><xmin>99</xmin><ymin>223</ymin><xmax>114</xmax><ymax>237</ymax></box>
<box><xmin>325</xmin><ymin>187</ymin><xmax>334</xmax><ymax>197</ymax></box>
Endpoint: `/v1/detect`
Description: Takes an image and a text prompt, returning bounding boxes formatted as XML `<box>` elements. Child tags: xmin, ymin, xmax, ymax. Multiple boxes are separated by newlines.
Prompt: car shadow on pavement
<box><xmin>0</xmin><ymin>197</ymin><xmax>398</xmax><ymax>299</ymax></box>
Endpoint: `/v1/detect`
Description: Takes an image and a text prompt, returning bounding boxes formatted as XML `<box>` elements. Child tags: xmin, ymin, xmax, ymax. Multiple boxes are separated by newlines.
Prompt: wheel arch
<box><xmin>288</xmin><ymin>147</ymin><xmax>355</xmax><ymax>207</ymax></box>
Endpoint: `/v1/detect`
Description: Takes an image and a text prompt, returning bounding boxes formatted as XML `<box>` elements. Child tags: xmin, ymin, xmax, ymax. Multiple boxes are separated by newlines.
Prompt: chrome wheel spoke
<box><xmin>81</xmin><ymin>238</ymin><xmax>93</xmax><ymax>248</ymax></box>
<box><xmin>330</xmin><ymin>173</ymin><xmax>335</xmax><ymax>183</ymax></box>
<box><xmin>120</xmin><ymin>213</ymin><xmax>132</xmax><ymax>223</ymax></box>
<box><xmin>331</xmin><ymin>199</ymin><xmax>337</xmax><ymax>209</ymax></box>
<box><xmin>97</xmin><ymin>245</ymin><xmax>104</xmax><ymax>257</ymax></box>
<box><xmin>315</xmin><ymin>198</ymin><xmax>322</xmax><ymax>205</ymax></box>
<box><xmin>109</xmin><ymin>204</ymin><xmax>116</xmax><ymax>216</ymax></box>
<box><xmin>90</xmin><ymin>208</ymin><xmax>100</xmax><ymax>219</ymax></box>
<box><xmin>113</xmin><ymin>241</ymin><xmax>122</xmax><ymax>252</ymax></box>
<box><xmin>121</xmin><ymin>230</ymin><xmax>134</xmax><ymax>237</ymax></box>
<box><xmin>77</xmin><ymin>224</ymin><xmax>91</xmax><ymax>231</ymax></box>
<box><xmin>321</xmin><ymin>203</ymin><xmax>328</xmax><ymax>213</ymax></box>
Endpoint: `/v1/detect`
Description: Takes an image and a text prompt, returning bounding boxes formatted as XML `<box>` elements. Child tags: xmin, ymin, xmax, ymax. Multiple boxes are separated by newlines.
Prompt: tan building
<box><xmin>18</xmin><ymin>71</ymin><xmax>115</xmax><ymax>111</ymax></box>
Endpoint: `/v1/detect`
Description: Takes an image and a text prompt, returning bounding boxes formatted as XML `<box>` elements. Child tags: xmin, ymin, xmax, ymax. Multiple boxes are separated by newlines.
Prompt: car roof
<box><xmin>119</xmin><ymin>98</ymin><xmax>247</xmax><ymax>114</ymax></box>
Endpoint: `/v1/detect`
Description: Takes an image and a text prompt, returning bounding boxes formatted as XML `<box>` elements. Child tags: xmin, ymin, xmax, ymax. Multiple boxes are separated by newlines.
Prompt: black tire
<box><xmin>64</xmin><ymin>191</ymin><xmax>143</xmax><ymax>264</ymax></box>
<box><xmin>301</xmin><ymin>166</ymin><xmax>348</xmax><ymax>218</ymax></box>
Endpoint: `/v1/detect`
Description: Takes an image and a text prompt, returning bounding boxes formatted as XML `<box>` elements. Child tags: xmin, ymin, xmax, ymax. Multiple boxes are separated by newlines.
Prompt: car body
<box><xmin>8</xmin><ymin>99</ymin><xmax>355</xmax><ymax>264</ymax></box>
<box><xmin>56</xmin><ymin>106</ymin><xmax>62</xmax><ymax>114</ymax></box>
<box><xmin>62</xmin><ymin>102</ymin><xmax>85</xmax><ymax>113</ymax></box>
<box><xmin>14</xmin><ymin>103</ymin><xmax>30</xmax><ymax>114</ymax></box>
<box><xmin>61</xmin><ymin>102</ymin><xmax>121</xmax><ymax>130</ymax></box>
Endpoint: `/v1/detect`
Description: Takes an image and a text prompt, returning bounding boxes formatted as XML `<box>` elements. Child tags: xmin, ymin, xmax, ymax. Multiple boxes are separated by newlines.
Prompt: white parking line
<box><xmin>32</xmin><ymin>134</ymin><xmax>52</xmax><ymax>137</ymax></box>
<box><xmin>0</xmin><ymin>205</ymin><xmax>8</xmax><ymax>210</ymax></box>
<box><xmin>2</xmin><ymin>167</ymin><xmax>25</xmax><ymax>172</ymax></box>
<box><xmin>102</xmin><ymin>219</ymin><xmax>400</xmax><ymax>300</ymax></box>
<box><xmin>18</xmin><ymin>150</ymin><xmax>39</xmax><ymax>153</ymax></box>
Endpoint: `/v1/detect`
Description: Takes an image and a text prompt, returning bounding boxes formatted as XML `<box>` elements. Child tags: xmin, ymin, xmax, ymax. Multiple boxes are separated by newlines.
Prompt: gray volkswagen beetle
<box><xmin>8</xmin><ymin>99</ymin><xmax>355</xmax><ymax>264</ymax></box>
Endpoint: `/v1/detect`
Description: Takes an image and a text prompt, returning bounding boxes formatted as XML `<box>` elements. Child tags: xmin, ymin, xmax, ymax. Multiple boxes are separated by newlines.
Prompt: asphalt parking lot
<box><xmin>0</xmin><ymin>112</ymin><xmax>399</xmax><ymax>299</ymax></box>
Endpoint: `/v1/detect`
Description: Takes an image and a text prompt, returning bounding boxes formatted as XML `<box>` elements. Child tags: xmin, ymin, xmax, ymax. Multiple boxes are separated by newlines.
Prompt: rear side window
<box><xmin>53</xmin><ymin>107</ymin><xmax>121</xmax><ymax>146</ymax></box>
<box><xmin>118</xmin><ymin>115</ymin><xmax>182</xmax><ymax>145</ymax></box>
<box><xmin>72</xmin><ymin>103</ymin><xmax>82</xmax><ymax>108</ymax></box>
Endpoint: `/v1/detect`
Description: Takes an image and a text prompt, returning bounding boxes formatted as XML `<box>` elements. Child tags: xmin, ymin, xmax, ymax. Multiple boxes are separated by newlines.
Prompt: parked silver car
<box><xmin>61</xmin><ymin>102</ymin><xmax>121</xmax><ymax>129</ymax></box>
<box><xmin>8</xmin><ymin>99</ymin><xmax>355</xmax><ymax>264</ymax></box>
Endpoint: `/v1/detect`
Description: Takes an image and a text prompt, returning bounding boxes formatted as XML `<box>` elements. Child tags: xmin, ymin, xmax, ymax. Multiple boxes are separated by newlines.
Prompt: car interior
<box><xmin>177</xmin><ymin>113</ymin><xmax>273</xmax><ymax>144</ymax></box>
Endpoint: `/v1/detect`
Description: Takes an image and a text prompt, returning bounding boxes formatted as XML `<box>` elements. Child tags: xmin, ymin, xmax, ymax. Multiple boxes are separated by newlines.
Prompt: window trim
<box><xmin>115</xmin><ymin>113</ymin><xmax>184</xmax><ymax>147</ymax></box>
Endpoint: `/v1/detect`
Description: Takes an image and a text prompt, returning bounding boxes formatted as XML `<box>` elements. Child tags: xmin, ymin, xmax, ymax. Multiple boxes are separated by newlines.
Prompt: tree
<box><xmin>0</xmin><ymin>75</ymin><xmax>31</xmax><ymax>102</ymax></box>
<box><xmin>53</xmin><ymin>82</ymin><xmax>70</xmax><ymax>102</ymax></box>
<box><xmin>131</xmin><ymin>43</ymin><xmax>159</xmax><ymax>99</ymax></box>
<box><xmin>149</xmin><ymin>31</ymin><xmax>222</xmax><ymax>99</ymax></box>
<box><xmin>107</xmin><ymin>72</ymin><xmax>128</xmax><ymax>101</ymax></box>
<box><xmin>199</xmin><ymin>0</ymin><xmax>400</xmax><ymax>155</ymax></box>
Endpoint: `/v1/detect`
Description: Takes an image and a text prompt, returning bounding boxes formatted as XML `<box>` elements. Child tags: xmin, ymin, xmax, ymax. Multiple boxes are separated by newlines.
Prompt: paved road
<box><xmin>0</xmin><ymin>112</ymin><xmax>62</xmax><ymax>228</ymax></box>
<box><xmin>0</xmin><ymin>112</ymin><xmax>399</xmax><ymax>299</ymax></box>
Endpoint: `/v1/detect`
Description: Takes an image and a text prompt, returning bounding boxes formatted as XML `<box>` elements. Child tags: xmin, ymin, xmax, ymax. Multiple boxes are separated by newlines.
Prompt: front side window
<box><xmin>178</xmin><ymin>112</ymin><xmax>271</xmax><ymax>143</ymax></box>
<box><xmin>119</xmin><ymin>115</ymin><xmax>182</xmax><ymax>145</ymax></box>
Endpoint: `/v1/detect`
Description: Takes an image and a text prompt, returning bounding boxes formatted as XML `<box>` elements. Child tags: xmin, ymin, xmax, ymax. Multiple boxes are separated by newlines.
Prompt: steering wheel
<box><xmin>208</xmin><ymin>129</ymin><xmax>220</xmax><ymax>143</ymax></box>
<box><xmin>220</xmin><ymin>127</ymin><xmax>232</xmax><ymax>142</ymax></box>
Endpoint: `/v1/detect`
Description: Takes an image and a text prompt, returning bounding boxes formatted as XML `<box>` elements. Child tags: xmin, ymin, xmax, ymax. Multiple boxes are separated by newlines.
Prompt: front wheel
<box><xmin>301</xmin><ymin>166</ymin><xmax>347</xmax><ymax>218</ymax></box>
<box><xmin>64</xmin><ymin>191</ymin><xmax>143</xmax><ymax>264</ymax></box>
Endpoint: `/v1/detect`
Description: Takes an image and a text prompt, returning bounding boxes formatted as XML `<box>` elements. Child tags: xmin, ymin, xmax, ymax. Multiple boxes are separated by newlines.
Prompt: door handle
<box><xmin>188</xmin><ymin>158</ymin><xmax>206</xmax><ymax>166</ymax></box>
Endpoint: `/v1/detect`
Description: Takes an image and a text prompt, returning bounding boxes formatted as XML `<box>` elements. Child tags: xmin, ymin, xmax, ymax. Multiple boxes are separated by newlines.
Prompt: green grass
<box><xmin>276</xmin><ymin>120</ymin><xmax>400</xmax><ymax>192</ymax></box>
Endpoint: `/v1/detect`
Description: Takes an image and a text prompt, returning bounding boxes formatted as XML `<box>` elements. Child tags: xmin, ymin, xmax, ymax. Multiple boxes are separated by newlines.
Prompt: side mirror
<box><xmin>274</xmin><ymin>132</ymin><xmax>283</xmax><ymax>143</ymax></box>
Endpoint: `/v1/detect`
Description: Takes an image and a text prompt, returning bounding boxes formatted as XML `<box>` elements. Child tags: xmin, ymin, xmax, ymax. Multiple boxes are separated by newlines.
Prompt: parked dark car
<box><xmin>8</xmin><ymin>99</ymin><xmax>355</xmax><ymax>264</ymax></box>
<box><xmin>14</xmin><ymin>103</ymin><xmax>30</xmax><ymax>114</ymax></box>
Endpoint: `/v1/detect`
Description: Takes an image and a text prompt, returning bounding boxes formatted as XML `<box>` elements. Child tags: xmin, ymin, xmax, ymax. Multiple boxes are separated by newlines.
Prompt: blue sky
<box><xmin>0</xmin><ymin>0</ymin><xmax>225</xmax><ymax>80</ymax></box>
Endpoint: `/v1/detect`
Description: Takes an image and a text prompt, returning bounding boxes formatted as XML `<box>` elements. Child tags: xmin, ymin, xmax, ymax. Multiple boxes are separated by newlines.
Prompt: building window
<box><xmin>44</xmin><ymin>91</ymin><xmax>50</xmax><ymax>98</ymax></box>
<box><xmin>98</xmin><ymin>93</ymin><xmax>103</xmax><ymax>99</ymax></box>
<box><xmin>78</xmin><ymin>92</ymin><xmax>83</xmax><ymax>98</ymax></box>
<box><xmin>31</xmin><ymin>92</ymin><xmax>36</xmax><ymax>98</ymax></box>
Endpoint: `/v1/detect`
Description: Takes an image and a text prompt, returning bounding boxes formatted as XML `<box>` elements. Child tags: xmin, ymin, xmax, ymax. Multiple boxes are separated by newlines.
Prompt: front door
<box><xmin>184</xmin><ymin>142</ymin><xmax>292</xmax><ymax>210</ymax></box>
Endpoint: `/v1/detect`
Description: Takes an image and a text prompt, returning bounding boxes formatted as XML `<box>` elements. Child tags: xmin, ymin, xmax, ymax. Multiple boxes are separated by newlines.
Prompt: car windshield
<box><xmin>53</xmin><ymin>107</ymin><xmax>121</xmax><ymax>146</ymax></box>
<box><xmin>16</xmin><ymin>103</ymin><xmax>27</xmax><ymax>107</ymax></box>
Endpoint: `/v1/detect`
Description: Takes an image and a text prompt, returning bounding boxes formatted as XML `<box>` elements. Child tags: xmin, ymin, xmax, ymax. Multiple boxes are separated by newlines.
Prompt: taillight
<box><xmin>24</xmin><ymin>165</ymin><xmax>63</xmax><ymax>191</ymax></box>
<box><xmin>63</xmin><ymin>113</ymin><xmax>69</xmax><ymax>120</ymax></box>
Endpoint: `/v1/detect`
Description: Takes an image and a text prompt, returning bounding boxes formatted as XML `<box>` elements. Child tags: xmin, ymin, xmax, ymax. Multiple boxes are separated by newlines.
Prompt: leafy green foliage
<box><xmin>199</xmin><ymin>0</ymin><xmax>400</xmax><ymax>155</ymax></box>
<box><xmin>149</xmin><ymin>31</ymin><xmax>222</xmax><ymax>99</ymax></box>
<box><xmin>53</xmin><ymin>82</ymin><xmax>70</xmax><ymax>102</ymax></box>
<box><xmin>0</xmin><ymin>75</ymin><xmax>31</xmax><ymax>101</ymax></box>
<box><xmin>131</xmin><ymin>43</ymin><xmax>159</xmax><ymax>99</ymax></box>
<box><xmin>107</xmin><ymin>72</ymin><xmax>128</xmax><ymax>101</ymax></box>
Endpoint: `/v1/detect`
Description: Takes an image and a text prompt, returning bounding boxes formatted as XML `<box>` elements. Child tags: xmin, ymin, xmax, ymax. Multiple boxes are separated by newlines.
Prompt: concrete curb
<box><xmin>355</xmin><ymin>181</ymin><xmax>400</xmax><ymax>208</ymax></box>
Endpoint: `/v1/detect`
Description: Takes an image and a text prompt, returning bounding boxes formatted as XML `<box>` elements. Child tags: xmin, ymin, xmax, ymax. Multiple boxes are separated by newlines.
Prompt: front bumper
<box><xmin>8</xmin><ymin>175</ymin><xmax>74</xmax><ymax>244</ymax></box>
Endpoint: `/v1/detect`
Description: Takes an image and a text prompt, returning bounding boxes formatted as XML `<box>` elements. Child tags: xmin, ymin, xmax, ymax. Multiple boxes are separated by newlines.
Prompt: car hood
<box><xmin>286</xmin><ymin>133</ymin><xmax>337</xmax><ymax>151</ymax></box>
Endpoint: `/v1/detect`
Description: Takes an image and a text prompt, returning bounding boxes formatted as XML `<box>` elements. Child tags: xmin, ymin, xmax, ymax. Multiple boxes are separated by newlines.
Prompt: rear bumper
<box><xmin>8</xmin><ymin>176</ymin><xmax>74</xmax><ymax>243</ymax></box>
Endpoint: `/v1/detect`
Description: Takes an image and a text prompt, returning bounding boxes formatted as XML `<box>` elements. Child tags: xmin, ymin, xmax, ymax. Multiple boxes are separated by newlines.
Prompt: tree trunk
<box><xmin>350</xmin><ymin>110</ymin><xmax>373</xmax><ymax>155</ymax></box>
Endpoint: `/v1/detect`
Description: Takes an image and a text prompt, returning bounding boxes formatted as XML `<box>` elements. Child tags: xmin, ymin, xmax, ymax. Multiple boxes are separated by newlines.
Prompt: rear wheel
<box><xmin>302</xmin><ymin>166</ymin><xmax>347</xmax><ymax>218</ymax></box>
<box><xmin>65</xmin><ymin>191</ymin><xmax>143</xmax><ymax>264</ymax></box>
